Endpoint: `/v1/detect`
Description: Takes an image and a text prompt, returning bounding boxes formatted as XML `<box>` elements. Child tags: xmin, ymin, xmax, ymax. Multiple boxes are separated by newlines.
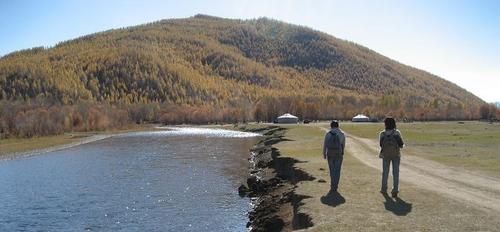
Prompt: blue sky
<box><xmin>1</xmin><ymin>0</ymin><xmax>499</xmax><ymax>102</ymax></box>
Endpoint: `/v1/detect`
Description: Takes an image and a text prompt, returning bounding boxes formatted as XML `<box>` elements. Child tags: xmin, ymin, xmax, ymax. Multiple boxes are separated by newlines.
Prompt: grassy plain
<box><xmin>340</xmin><ymin>121</ymin><xmax>500</xmax><ymax>176</ymax></box>
<box><xmin>273</xmin><ymin>124</ymin><xmax>500</xmax><ymax>231</ymax></box>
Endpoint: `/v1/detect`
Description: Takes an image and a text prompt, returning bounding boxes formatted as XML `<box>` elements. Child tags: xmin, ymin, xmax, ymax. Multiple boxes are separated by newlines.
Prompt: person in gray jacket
<box><xmin>323</xmin><ymin>120</ymin><xmax>346</xmax><ymax>193</ymax></box>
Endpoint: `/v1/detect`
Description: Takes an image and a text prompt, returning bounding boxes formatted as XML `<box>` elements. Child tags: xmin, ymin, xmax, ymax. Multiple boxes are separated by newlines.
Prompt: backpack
<box><xmin>381</xmin><ymin>130</ymin><xmax>400</xmax><ymax>159</ymax></box>
<box><xmin>327</xmin><ymin>131</ymin><xmax>343</xmax><ymax>157</ymax></box>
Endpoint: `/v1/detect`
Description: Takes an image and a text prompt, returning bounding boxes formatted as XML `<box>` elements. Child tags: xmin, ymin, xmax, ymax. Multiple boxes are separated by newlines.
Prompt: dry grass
<box><xmin>340</xmin><ymin>121</ymin><xmax>500</xmax><ymax>177</ymax></box>
<box><xmin>0</xmin><ymin>123</ymin><xmax>157</xmax><ymax>156</ymax></box>
<box><xmin>0</xmin><ymin>134</ymin><xmax>81</xmax><ymax>155</ymax></box>
<box><xmin>275</xmin><ymin>124</ymin><xmax>500</xmax><ymax>231</ymax></box>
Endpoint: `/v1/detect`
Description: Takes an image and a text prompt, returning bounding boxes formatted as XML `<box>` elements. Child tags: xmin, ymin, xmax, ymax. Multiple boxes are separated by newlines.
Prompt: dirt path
<box><xmin>320</xmin><ymin>127</ymin><xmax>500</xmax><ymax>213</ymax></box>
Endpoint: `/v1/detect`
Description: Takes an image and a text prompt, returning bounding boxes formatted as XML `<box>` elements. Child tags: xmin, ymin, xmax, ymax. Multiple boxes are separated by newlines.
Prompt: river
<box><xmin>0</xmin><ymin>127</ymin><xmax>260</xmax><ymax>231</ymax></box>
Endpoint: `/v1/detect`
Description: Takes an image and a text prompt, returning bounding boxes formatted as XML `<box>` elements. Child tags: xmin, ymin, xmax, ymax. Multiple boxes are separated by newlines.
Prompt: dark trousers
<box><xmin>327</xmin><ymin>155</ymin><xmax>343</xmax><ymax>191</ymax></box>
<box><xmin>382</xmin><ymin>156</ymin><xmax>400</xmax><ymax>193</ymax></box>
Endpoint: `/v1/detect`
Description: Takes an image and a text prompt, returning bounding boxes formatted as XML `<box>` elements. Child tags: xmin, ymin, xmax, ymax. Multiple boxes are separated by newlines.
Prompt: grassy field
<box><xmin>274</xmin><ymin>124</ymin><xmax>500</xmax><ymax>231</ymax></box>
<box><xmin>339</xmin><ymin>121</ymin><xmax>500</xmax><ymax>176</ymax></box>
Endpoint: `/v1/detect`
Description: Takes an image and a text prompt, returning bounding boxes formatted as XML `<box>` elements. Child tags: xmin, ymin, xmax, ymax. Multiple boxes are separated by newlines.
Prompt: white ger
<box><xmin>352</xmin><ymin>114</ymin><xmax>370</xmax><ymax>122</ymax></box>
<box><xmin>276</xmin><ymin>113</ymin><xmax>299</xmax><ymax>124</ymax></box>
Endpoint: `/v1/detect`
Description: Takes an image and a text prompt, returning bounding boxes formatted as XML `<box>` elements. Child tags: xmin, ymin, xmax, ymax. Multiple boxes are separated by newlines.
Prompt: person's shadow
<box><xmin>320</xmin><ymin>191</ymin><xmax>346</xmax><ymax>207</ymax></box>
<box><xmin>381</xmin><ymin>192</ymin><xmax>412</xmax><ymax>216</ymax></box>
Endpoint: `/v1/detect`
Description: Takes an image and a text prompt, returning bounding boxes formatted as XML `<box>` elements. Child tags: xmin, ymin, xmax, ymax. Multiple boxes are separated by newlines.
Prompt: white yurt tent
<box><xmin>352</xmin><ymin>114</ymin><xmax>370</xmax><ymax>122</ymax></box>
<box><xmin>276</xmin><ymin>113</ymin><xmax>299</xmax><ymax>124</ymax></box>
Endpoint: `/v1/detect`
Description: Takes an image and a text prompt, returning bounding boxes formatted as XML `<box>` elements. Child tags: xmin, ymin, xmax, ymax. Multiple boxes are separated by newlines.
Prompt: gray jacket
<box><xmin>323</xmin><ymin>128</ymin><xmax>346</xmax><ymax>159</ymax></box>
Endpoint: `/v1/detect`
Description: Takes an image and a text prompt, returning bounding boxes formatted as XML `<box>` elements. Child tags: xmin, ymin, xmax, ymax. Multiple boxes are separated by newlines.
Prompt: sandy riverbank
<box><xmin>0</xmin><ymin>124</ymin><xmax>161</xmax><ymax>160</ymax></box>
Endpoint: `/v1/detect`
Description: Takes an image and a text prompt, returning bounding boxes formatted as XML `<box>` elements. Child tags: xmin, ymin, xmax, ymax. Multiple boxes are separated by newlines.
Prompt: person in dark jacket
<box><xmin>379</xmin><ymin>117</ymin><xmax>404</xmax><ymax>198</ymax></box>
<box><xmin>323</xmin><ymin>120</ymin><xmax>346</xmax><ymax>193</ymax></box>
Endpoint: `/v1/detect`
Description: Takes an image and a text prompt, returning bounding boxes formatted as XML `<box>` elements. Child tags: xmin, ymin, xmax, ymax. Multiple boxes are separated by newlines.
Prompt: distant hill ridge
<box><xmin>0</xmin><ymin>15</ymin><xmax>484</xmax><ymax>120</ymax></box>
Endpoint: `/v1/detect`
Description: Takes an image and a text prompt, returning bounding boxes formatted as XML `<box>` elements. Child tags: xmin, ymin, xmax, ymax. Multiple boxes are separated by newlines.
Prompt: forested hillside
<box><xmin>0</xmin><ymin>15</ymin><xmax>487</xmax><ymax>137</ymax></box>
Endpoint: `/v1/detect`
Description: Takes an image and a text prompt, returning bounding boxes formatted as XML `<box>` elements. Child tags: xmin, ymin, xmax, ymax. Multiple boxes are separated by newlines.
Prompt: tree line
<box><xmin>0</xmin><ymin>15</ymin><xmax>490</xmax><ymax>138</ymax></box>
<box><xmin>2</xmin><ymin>96</ymin><xmax>493</xmax><ymax>139</ymax></box>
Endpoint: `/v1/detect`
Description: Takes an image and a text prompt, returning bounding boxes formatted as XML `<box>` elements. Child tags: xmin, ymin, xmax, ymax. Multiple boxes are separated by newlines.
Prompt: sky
<box><xmin>1</xmin><ymin>0</ymin><xmax>499</xmax><ymax>102</ymax></box>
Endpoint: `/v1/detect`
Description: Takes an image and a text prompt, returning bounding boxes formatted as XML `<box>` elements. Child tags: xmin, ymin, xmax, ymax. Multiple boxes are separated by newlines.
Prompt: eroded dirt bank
<box><xmin>238</xmin><ymin>126</ymin><xmax>315</xmax><ymax>232</ymax></box>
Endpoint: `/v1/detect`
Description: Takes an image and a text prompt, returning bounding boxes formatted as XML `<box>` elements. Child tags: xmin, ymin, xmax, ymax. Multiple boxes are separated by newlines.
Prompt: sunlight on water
<box><xmin>145</xmin><ymin>127</ymin><xmax>261</xmax><ymax>138</ymax></box>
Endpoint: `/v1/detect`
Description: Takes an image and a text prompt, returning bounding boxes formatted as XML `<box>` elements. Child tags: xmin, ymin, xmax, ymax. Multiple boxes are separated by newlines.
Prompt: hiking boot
<box><xmin>391</xmin><ymin>191</ymin><xmax>398</xmax><ymax>198</ymax></box>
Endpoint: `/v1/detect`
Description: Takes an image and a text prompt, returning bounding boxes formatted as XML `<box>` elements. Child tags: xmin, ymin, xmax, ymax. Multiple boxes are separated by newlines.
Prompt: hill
<box><xmin>0</xmin><ymin>15</ymin><xmax>485</xmax><ymax>136</ymax></box>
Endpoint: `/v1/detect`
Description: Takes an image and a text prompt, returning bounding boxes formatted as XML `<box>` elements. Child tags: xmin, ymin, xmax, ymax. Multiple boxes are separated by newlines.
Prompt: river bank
<box><xmin>238</xmin><ymin>125</ymin><xmax>315</xmax><ymax>231</ymax></box>
<box><xmin>0</xmin><ymin>124</ymin><xmax>159</xmax><ymax>160</ymax></box>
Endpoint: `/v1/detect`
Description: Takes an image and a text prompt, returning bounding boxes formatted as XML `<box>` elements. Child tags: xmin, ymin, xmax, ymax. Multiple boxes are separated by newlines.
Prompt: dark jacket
<box><xmin>323</xmin><ymin>128</ymin><xmax>346</xmax><ymax>159</ymax></box>
<box><xmin>379</xmin><ymin>129</ymin><xmax>404</xmax><ymax>156</ymax></box>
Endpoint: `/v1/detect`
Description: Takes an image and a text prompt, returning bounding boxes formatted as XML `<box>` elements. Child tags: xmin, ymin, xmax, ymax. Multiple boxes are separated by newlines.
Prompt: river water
<box><xmin>0</xmin><ymin>128</ymin><xmax>260</xmax><ymax>231</ymax></box>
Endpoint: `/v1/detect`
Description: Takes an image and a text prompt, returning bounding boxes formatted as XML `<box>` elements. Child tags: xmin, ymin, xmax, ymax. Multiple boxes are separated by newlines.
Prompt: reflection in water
<box><xmin>0</xmin><ymin>129</ymin><xmax>259</xmax><ymax>231</ymax></box>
